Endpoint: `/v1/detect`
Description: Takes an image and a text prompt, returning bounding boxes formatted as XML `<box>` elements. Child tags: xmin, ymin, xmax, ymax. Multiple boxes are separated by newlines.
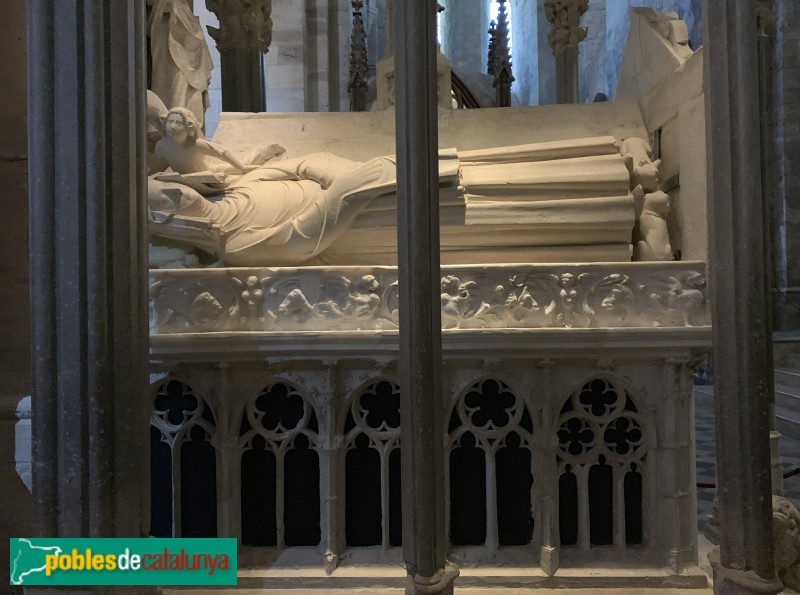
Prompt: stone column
<box><xmin>394</xmin><ymin>1</ymin><xmax>458</xmax><ymax>593</ymax></box>
<box><xmin>774</xmin><ymin>0</ymin><xmax>800</xmax><ymax>331</ymax></box>
<box><xmin>440</xmin><ymin>0</ymin><xmax>486</xmax><ymax>73</ymax></box>
<box><xmin>206</xmin><ymin>0</ymin><xmax>272</xmax><ymax>112</ymax></box>
<box><xmin>385</xmin><ymin>0</ymin><xmax>394</xmax><ymax>58</ymax></box>
<box><xmin>28</xmin><ymin>0</ymin><xmax>150</xmax><ymax>540</ymax></box>
<box><xmin>703</xmin><ymin>1</ymin><xmax>782</xmax><ymax>593</ymax></box>
<box><xmin>545</xmin><ymin>0</ymin><xmax>588</xmax><ymax>104</ymax></box>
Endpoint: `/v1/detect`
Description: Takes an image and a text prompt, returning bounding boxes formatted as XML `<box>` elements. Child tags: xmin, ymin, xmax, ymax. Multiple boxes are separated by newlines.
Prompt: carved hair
<box><xmin>162</xmin><ymin>107</ymin><xmax>203</xmax><ymax>143</ymax></box>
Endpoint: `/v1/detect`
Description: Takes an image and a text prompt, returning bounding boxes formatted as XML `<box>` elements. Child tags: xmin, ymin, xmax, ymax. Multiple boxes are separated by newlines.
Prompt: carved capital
<box><xmin>544</xmin><ymin>0</ymin><xmax>589</xmax><ymax>55</ymax></box>
<box><xmin>205</xmin><ymin>0</ymin><xmax>273</xmax><ymax>53</ymax></box>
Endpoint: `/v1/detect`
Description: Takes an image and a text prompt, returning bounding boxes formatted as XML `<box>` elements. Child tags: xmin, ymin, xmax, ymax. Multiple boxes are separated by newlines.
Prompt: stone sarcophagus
<box><xmin>147</xmin><ymin>103</ymin><xmax>709</xmax><ymax>588</ymax></box>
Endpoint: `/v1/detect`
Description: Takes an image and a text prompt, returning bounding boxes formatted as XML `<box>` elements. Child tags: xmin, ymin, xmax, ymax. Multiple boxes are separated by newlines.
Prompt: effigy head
<box><xmin>162</xmin><ymin>107</ymin><xmax>202</xmax><ymax>144</ymax></box>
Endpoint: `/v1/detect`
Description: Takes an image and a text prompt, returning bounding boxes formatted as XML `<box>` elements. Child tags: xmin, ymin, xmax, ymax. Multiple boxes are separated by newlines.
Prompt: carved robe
<box><xmin>150</xmin><ymin>0</ymin><xmax>214</xmax><ymax>130</ymax></box>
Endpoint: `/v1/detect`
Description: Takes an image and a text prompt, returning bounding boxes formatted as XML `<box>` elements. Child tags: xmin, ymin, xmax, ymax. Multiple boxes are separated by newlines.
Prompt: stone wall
<box><xmin>775</xmin><ymin>0</ymin><xmax>800</xmax><ymax>330</ymax></box>
<box><xmin>305</xmin><ymin>0</ymin><xmax>330</xmax><ymax>111</ymax></box>
<box><xmin>267</xmin><ymin>0</ymin><xmax>307</xmax><ymax>112</ymax></box>
<box><xmin>365</xmin><ymin>0</ymin><xmax>387</xmax><ymax>77</ymax></box>
<box><xmin>0</xmin><ymin>0</ymin><xmax>31</xmax><ymax>589</ymax></box>
<box><xmin>579</xmin><ymin>0</ymin><xmax>609</xmax><ymax>102</ymax></box>
<box><xmin>440</xmin><ymin>0</ymin><xmax>487</xmax><ymax>75</ymax></box>
<box><xmin>513</xmin><ymin>0</ymin><xmax>539</xmax><ymax>105</ymax></box>
<box><xmin>536</xmin><ymin>0</ymin><xmax>557</xmax><ymax>105</ymax></box>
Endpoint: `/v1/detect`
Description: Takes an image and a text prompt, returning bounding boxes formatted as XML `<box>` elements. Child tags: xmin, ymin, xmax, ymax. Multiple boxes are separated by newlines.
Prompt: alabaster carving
<box><xmin>148</xmin><ymin>0</ymin><xmax>214</xmax><ymax>130</ymax></box>
<box><xmin>148</xmin><ymin>135</ymin><xmax>637</xmax><ymax>267</ymax></box>
<box><xmin>149</xmin><ymin>262</ymin><xmax>709</xmax><ymax>334</ymax></box>
<box><xmin>635</xmin><ymin>191</ymin><xmax>673</xmax><ymax>261</ymax></box>
<box><xmin>621</xmin><ymin>137</ymin><xmax>673</xmax><ymax>262</ymax></box>
<box><xmin>147</xmin><ymin>91</ymin><xmax>169</xmax><ymax>175</ymax></box>
<box><xmin>652</xmin><ymin>12</ymin><xmax>693</xmax><ymax>60</ymax></box>
<box><xmin>621</xmin><ymin>137</ymin><xmax>661</xmax><ymax>193</ymax></box>
<box><xmin>149</xmin><ymin>149</ymin><xmax>398</xmax><ymax>267</ymax></box>
<box><xmin>773</xmin><ymin>496</ymin><xmax>800</xmax><ymax>591</ymax></box>
<box><xmin>153</xmin><ymin>107</ymin><xmax>284</xmax><ymax>181</ymax></box>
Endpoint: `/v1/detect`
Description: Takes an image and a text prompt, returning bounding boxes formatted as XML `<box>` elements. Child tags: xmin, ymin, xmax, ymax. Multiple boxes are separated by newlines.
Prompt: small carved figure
<box><xmin>349</xmin><ymin>275</ymin><xmax>381</xmax><ymax>319</ymax></box>
<box><xmin>635</xmin><ymin>191</ymin><xmax>673</xmax><ymax>261</ymax></box>
<box><xmin>773</xmin><ymin>496</ymin><xmax>800</xmax><ymax>591</ymax></box>
<box><xmin>621</xmin><ymin>137</ymin><xmax>661</xmax><ymax>193</ymax></box>
<box><xmin>153</xmin><ymin>107</ymin><xmax>284</xmax><ymax>183</ymax></box>
<box><xmin>652</xmin><ymin>272</ymin><xmax>705</xmax><ymax>326</ymax></box>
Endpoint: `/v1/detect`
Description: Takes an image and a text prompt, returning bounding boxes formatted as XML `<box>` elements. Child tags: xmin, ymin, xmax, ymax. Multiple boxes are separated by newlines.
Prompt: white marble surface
<box><xmin>149</xmin><ymin>261</ymin><xmax>709</xmax><ymax>335</ymax></box>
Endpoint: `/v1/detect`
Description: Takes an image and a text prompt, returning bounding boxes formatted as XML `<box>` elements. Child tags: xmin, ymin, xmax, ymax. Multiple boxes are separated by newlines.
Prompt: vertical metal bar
<box><xmin>28</xmin><ymin>0</ymin><xmax>58</xmax><ymax>538</ymax></box>
<box><xmin>703</xmin><ymin>1</ymin><xmax>782</xmax><ymax>591</ymax></box>
<box><xmin>395</xmin><ymin>0</ymin><xmax>457</xmax><ymax>591</ymax></box>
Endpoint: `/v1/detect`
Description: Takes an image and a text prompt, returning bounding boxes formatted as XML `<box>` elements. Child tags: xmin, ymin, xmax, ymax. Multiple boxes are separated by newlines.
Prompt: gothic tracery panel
<box><xmin>447</xmin><ymin>378</ymin><xmax>534</xmax><ymax>548</ymax></box>
<box><xmin>239</xmin><ymin>382</ymin><xmax>321</xmax><ymax>547</ymax></box>
<box><xmin>344</xmin><ymin>380</ymin><xmax>402</xmax><ymax>547</ymax></box>
<box><xmin>556</xmin><ymin>378</ymin><xmax>648</xmax><ymax>548</ymax></box>
<box><xmin>150</xmin><ymin>379</ymin><xmax>217</xmax><ymax>538</ymax></box>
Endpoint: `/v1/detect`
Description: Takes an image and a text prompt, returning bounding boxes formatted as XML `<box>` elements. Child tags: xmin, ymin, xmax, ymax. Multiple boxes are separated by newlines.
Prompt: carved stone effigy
<box><xmin>148</xmin><ymin>135</ymin><xmax>640</xmax><ymax>266</ymax></box>
<box><xmin>149</xmin><ymin>261</ymin><xmax>708</xmax><ymax>334</ymax></box>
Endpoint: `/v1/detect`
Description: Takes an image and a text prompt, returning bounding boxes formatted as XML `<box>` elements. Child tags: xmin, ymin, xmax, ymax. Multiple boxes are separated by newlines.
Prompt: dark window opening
<box><xmin>181</xmin><ymin>424</ymin><xmax>217</xmax><ymax>538</ymax></box>
<box><xmin>150</xmin><ymin>426</ymin><xmax>172</xmax><ymax>537</ymax></box>
<box><xmin>389</xmin><ymin>448</ymin><xmax>403</xmax><ymax>546</ymax></box>
<box><xmin>588</xmin><ymin>457</ymin><xmax>613</xmax><ymax>546</ymax></box>
<box><xmin>496</xmin><ymin>433</ymin><xmax>533</xmax><ymax>545</ymax></box>
<box><xmin>450</xmin><ymin>432</ymin><xmax>486</xmax><ymax>545</ymax></box>
<box><xmin>625</xmin><ymin>466</ymin><xmax>643</xmax><ymax>545</ymax></box>
<box><xmin>284</xmin><ymin>434</ymin><xmax>321</xmax><ymax>546</ymax></box>
<box><xmin>346</xmin><ymin>433</ymin><xmax>382</xmax><ymax>546</ymax></box>
<box><xmin>241</xmin><ymin>435</ymin><xmax>277</xmax><ymax>546</ymax></box>
<box><xmin>559</xmin><ymin>467</ymin><xmax>578</xmax><ymax>546</ymax></box>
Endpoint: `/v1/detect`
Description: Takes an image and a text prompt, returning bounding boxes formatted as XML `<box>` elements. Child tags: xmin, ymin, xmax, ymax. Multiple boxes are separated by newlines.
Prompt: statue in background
<box><xmin>148</xmin><ymin>0</ymin><xmax>214</xmax><ymax>132</ymax></box>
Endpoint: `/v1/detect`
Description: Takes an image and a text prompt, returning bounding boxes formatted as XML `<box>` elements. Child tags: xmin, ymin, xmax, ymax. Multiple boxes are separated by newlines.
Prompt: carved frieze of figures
<box><xmin>150</xmin><ymin>263</ymin><xmax>710</xmax><ymax>334</ymax></box>
<box><xmin>544</xmin><ymin>0</ymin><xmax>589</xmax><ymax>55</ymax></box>
<box><xmin>205</xmin><ymin>0</ymin><xmax>273</xmax><ymax>52</ymax></box>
